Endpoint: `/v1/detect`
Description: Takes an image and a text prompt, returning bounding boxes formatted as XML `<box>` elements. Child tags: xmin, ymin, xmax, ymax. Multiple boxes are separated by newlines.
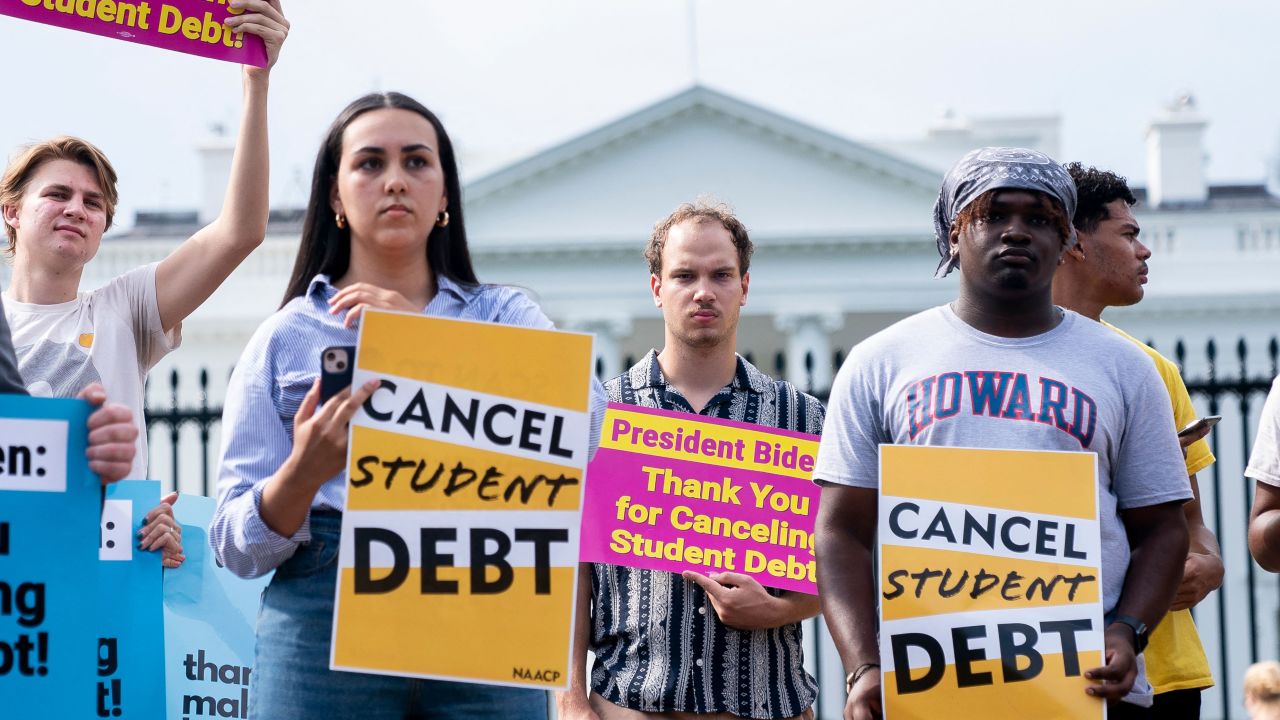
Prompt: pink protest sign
<box><xmin>581</xmin><ymin>403</ymin><xmax>821</xmax><ymax>594</ymax></box>
<box><xmin>1</xmin><ymin>0</ymin><xmax>267</xmax><ymax>66</ymax></box>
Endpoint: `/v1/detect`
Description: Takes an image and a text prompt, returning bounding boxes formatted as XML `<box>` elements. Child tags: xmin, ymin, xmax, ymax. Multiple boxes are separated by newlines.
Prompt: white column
<box><xmin>567</xmin><ymin>317</ymin><xmax>633</xmax><ymax>381</ymax></box>
<box><xmin>774</xmin><ymin>312</ymin><xmax>843</xmax><ymax>393</ymax></box>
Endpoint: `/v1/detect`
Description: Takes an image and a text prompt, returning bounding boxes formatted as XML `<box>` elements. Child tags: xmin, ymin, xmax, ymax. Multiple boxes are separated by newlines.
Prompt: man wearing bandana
<box><xmin>813</xmin><ymin>148</ymin><xmax>1192</xmax><ymax>719</ymax></box>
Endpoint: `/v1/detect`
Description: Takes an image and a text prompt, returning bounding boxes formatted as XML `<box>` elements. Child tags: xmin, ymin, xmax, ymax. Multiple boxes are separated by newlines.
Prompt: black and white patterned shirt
<box><xmin>590</xmin><ymin>350</ymin><xmax>825</xmax><ymax>719</ymax></box>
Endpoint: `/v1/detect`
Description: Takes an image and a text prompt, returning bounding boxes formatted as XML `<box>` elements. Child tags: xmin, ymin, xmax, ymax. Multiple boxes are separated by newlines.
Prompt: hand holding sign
<box><xmin>225</xmin><ymin>0</ymin><xmax>288</xmax><ymax>74</ymax></box>
<box><xmin>79</xmin><ymin>383</ymin><xmax>137</xmax><ymax>485</ymax></box>
<box><xmin>843</xmin><ymin>669</ymin><xmax>883</xmax><ymax>720</ymax></box>
<box><xmin>682</xmin><ymin>570</ymin><xmax>789</xmax><ymax>631</ymax></box>
<box><xmin>140</xmin><ymin>492</ymin><xmax>185</xmax><ymax>569</ymax></box>
<box><xmin>1084</xmin><ymin>625</ymin><xmax>1137</xmax><ymax>701</ymax></box>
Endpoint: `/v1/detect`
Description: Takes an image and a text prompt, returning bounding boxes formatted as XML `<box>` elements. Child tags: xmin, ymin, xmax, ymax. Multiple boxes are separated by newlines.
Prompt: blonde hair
<box><xmin>1246</xmin><ymin>661</ymin><xmax>1280</xmax><ymax>705</ymax></box>
<box><xmin>0</xmin><ymin>136</ymin><xmax>119</xmax><ymax>252</ymax></box>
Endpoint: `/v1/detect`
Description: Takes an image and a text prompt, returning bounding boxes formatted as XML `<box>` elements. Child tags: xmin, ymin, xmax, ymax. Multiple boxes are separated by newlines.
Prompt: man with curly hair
<box><xmin>557</xmin><ymin>200</ymin><xmax>824</xmax><ymax>720</ymax></box>
<box><xmin>1053</xmin><ymin>162</ymin><xmax>1222</xmax><ymax>719</ymax></box>
<box><xmin>816</xmin><ymin>148</ymin><xmax>1191</xmax><ymax>720</ymax></box>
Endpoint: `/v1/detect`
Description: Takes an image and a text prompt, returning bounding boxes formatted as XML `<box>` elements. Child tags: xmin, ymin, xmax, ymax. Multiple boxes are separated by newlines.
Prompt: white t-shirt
<box><xmin>4</xmin><ymin>263</ymin><xmax>181</xmax><ymax>479</ymax></box>
<box><xmin>1247</xmin><ymin>377</ymin><xmax>1280</xmax><ymax>487</ymax></box>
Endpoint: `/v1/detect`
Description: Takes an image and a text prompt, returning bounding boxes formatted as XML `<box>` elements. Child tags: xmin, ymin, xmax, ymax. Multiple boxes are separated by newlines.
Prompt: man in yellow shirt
<box><xmin>1053</xmin><ymin>162</ymin><xmax>1222</xmax><ymax>718</ymax></box>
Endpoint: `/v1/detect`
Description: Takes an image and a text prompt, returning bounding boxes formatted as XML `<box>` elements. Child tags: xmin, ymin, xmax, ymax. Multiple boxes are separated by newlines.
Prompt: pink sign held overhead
<box><xmin>1</xmin><ymin>0</ymin><xmax>267</xmax><ymax>66</ymax></box>
<box><xmin>581</xmin><ymin>403</ymin><xmax>822</xmax><ymax>595</ymax></box>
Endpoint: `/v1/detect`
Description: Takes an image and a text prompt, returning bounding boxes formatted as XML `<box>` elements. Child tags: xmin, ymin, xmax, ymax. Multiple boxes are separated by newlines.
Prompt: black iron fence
<box><xmin>146</xmin><ymin>337</ymin><xmax>1280</xmax><ymax>719</ymax></box>
<box><xmin>1167</xmin><ymin>337</ymin><xmax>1278</xmax><ymax>720</ymax></box>
<box><xmin>144</xmin><ymin>368</ymin><xmax>221</xmax><ymax>496</ymax></box>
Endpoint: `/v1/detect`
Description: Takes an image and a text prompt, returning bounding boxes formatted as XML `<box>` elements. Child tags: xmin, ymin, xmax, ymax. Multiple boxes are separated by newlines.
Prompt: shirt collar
<box><xmin>306</xmin><ymin>272</ymin><xmax>478</xmax><ymax>304</ymax></box>
<box><xmin>631</xmin><ymin>349</ymin><xmax>771</xmax><ymax>395</ymax></box>
<box><xmin>434</xmin><ymin>272</ymin><xmax>478</xmax><ymax>302</ymax></box>
<box><xmin>306</xmin><ymin>273</ymin><xmax>335</xmax><ymax>299</ymax></box>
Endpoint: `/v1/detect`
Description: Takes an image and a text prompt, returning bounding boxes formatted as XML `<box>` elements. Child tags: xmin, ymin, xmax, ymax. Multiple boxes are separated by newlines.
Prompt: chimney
<box><xmin>926</xmin><ymin>107</ymin><xmax>971</xmax><ymax>140</ymax></box>
<box><xmin>1145</xmin><ymin>94</ymin><xmax>1208</xmax><ymax>207</ymax></box>
<box><xmin>197</xmin><ymin>123</ymin><xmax>234</xmax><ymax>225</ymax></box>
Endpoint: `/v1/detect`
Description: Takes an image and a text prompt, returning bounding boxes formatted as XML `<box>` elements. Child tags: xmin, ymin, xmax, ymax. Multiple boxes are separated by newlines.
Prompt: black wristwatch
<box><xmin>1111</xmin><ymin>615</ymin><xmax>1150</xmax><ymax>654</ymax></box>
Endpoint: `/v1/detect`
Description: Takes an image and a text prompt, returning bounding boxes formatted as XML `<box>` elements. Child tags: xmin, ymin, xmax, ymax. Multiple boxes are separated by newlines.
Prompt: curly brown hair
<box><xmin>1064</xmin><ymin>162</ymin><xmax>1137</xmax><ymax>233</ymax></box>
<box><xmin>645</xmin><ymin>199</ymin><xmax>753</xmax><ymax>276</ymax></box>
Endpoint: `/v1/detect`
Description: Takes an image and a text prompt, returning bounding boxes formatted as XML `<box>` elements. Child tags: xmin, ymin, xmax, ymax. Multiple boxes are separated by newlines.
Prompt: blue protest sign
<box><xmin>164</xmin><ymin>494</ymin><xmax>271</xmax><ymax>720</ymax></box>
<box><xmin>99</xmin><ymin>480</ymin><xmax>166</xmax><ymax>718</ymax></box>
<box><xmin>0</xmin><ymin>394</ymin><xmax>98</xmax><ymax>714</ymax></box>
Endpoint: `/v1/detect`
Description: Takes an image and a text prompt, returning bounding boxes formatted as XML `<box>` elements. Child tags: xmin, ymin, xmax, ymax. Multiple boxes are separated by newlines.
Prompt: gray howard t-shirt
<box><xmin>815</xmin><ymin>304</ymin><xmax>1191</xmax><ymax>615</ymax></box>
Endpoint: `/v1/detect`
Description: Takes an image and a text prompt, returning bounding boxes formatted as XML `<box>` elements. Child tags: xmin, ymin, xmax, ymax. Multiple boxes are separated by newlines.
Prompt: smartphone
<box><xmin>319</xmin><ymin>345</ymin><xmax>356</xmax><ymax>403</ymax></box>
<box><xmin>1178</xmin><ymin>415</ymin><xmax>1222</xmax><ymax>438</ymax></box>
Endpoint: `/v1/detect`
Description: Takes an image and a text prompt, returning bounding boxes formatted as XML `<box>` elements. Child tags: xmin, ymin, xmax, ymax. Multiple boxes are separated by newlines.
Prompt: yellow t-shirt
<box><xmin>1105</xmin><ymin>321</ymin><xmax>1215</xmax><ymax>692</ymax></box>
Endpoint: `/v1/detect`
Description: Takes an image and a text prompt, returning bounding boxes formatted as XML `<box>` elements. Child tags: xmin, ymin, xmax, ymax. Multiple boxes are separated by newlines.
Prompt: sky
<box><xmin>2</xmin><ymin>0</ymin><xmax>1277</xmax><ymax>229</ymax></box>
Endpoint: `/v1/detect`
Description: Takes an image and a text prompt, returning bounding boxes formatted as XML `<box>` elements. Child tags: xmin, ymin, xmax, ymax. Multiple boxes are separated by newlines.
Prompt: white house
<box><xmin>7</xmin><ymin>84</ymin><xmax>1276</xmax><ymax>718</ymax></box>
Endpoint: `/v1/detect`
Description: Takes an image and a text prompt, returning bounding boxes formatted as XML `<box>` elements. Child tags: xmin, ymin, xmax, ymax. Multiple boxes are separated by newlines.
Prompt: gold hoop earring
<box><xmin>335</xmin><ymin>212</ymin><xmax>346</xmax><ymax>230</ymax></box>
<box><xmin>436</xmin><ymin>211</ymin><xmax>450</xmax><ymax>228</ymax></box>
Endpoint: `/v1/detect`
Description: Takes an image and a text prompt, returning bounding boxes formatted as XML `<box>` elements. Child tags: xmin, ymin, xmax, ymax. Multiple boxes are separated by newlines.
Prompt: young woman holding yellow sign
<box><xmin>209</xmin><ymin>90</ymin><xmax>603</xmax><ymax>718</ymax></box>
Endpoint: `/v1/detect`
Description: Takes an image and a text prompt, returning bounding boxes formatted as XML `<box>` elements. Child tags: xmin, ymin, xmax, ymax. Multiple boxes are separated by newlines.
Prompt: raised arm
<box><xmin>155</xmin><ymin>0</ymin><xmax>289</xmax><ymax>331</ymax></box>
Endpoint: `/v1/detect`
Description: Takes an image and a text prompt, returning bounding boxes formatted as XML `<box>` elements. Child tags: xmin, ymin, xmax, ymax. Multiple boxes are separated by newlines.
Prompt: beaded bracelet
<box><xmin>845</xmin><ymin>663</ymin><xmax>880</xmax><ymax>695</ymax></box>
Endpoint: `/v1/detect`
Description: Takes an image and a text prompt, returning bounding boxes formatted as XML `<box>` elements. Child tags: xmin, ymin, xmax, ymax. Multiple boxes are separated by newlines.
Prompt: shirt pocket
<box><xmin>274</xmin><ymin>370</ymin><xmax>316</xmax><ymax>429</ymax></box>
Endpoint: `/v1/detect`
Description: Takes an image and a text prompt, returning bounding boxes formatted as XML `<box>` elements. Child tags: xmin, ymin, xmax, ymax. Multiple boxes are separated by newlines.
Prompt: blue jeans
<box><xmin>250</xmin><ymin>511</ymin><xmax>549</xmax><ymax>720</ymax></box>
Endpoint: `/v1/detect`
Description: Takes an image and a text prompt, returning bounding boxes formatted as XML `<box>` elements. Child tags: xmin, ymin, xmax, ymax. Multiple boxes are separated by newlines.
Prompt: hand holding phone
<box><xmin>1178</xmin><ymin>415</ymin><xmax>1221</xmax><ymax>438</ymax></box>
<box><xmin>320</xmin><ymin>346</ymin><xmax>356</xmax><ymax>403</ymax></box>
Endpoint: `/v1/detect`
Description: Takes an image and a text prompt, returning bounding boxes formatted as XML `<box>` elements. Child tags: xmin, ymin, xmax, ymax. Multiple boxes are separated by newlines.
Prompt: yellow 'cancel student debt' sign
<box><xmin>330</xmin><ymin>310</ymin><xmax>594</xmax><ymax>689</ymax></box>
<box><xmin>878</xmin><ymin>445</ymin><xmax>1105</xmax><ymax>720</ymax></box>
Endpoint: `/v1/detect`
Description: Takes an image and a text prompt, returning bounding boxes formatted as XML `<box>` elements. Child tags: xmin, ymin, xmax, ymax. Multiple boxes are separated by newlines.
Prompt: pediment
<box><xmin>463</xmin><ymin>86</ymin><xmax>941</xmax><ymax>248</ymax></box>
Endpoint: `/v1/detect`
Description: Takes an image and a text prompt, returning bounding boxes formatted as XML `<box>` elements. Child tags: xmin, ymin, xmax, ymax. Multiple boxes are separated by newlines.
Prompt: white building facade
<box><xmin>7</xmin><ymin>86</ymin><xmax>1277</xmax><ymax>719</ymax></box>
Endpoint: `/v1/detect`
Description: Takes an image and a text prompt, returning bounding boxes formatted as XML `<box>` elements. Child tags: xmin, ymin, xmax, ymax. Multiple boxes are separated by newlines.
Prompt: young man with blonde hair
<box><xmin>558</xmin><ymin>200</ymin><xmax>823</xmax><ymax>720</ymax></box>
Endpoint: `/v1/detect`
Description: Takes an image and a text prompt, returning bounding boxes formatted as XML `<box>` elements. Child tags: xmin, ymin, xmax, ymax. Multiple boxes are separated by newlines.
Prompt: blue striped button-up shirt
<box><xmin>209</xmin><ymin>273</ymin><xmax>605</xmax><ymax>578</ymax></box>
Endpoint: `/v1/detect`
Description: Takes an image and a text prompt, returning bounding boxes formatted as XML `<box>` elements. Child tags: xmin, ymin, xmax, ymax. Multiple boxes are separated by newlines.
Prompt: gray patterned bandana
<box><xmin>932</xmin><ymin>147</ymin><xmax>1077</xmax><ymax>278</ymax></box>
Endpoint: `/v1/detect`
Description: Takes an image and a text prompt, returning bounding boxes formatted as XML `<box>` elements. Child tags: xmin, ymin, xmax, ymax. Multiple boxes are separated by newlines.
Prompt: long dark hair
<box><xmin>281</xmin><ymin>92</ymin><xmax>478</xmax><ymax>307</ymax></box>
